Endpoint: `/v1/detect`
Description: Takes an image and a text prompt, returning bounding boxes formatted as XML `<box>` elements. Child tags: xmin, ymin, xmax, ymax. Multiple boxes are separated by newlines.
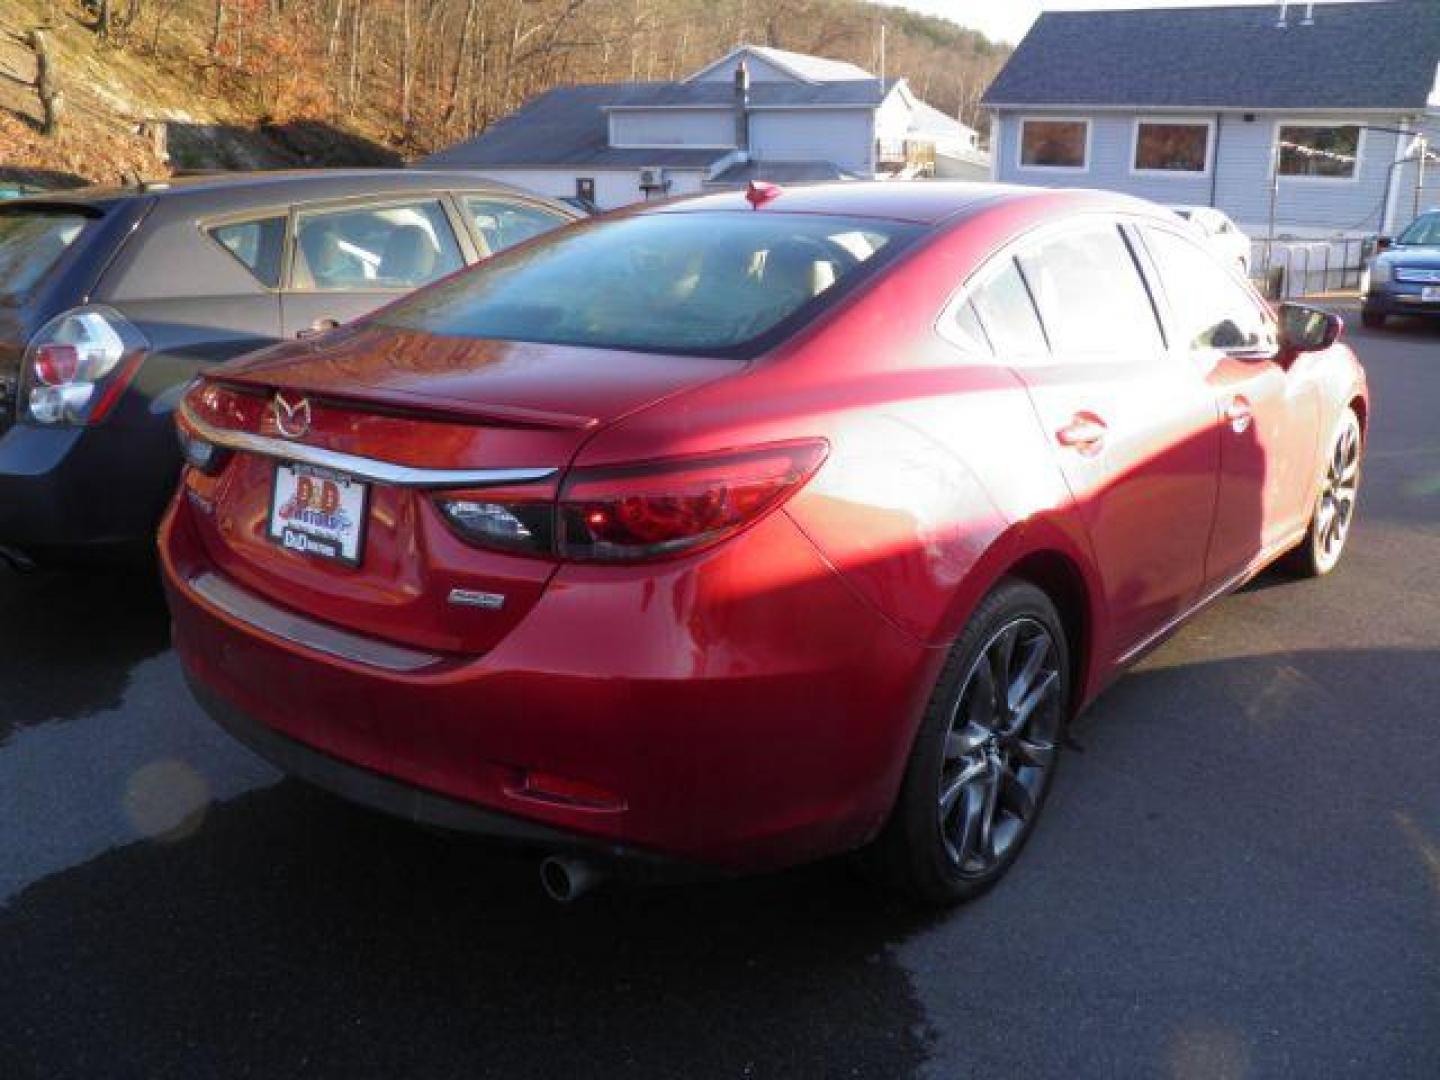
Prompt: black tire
<box><xmin>1361</xmin><ymin>309</ymin><xmax>1386</xmax><ymax>330</ymax></box>
<box><xmin>870</xmin><ymin>578</ymin><xmax>1071</xmax><ymax>905</ymax></box>
<box><xmin>1284</xmin><ymin>407</ymin><xmax>1362</xmax><ymax>579</ymax></box>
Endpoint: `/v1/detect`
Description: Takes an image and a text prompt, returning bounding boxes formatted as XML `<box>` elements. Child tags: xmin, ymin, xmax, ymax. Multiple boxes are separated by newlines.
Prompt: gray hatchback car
<box><xmin>0</xmin><ymin>169</ymin><xmax>577</xmax><ymax>564</ymax></box>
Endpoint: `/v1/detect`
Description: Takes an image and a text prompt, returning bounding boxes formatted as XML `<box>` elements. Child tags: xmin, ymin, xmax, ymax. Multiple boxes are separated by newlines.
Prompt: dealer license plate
<box><xmin>267</xmin><ymin>462</ymin><xmax>369</xmax><ymax>566</ymax></box>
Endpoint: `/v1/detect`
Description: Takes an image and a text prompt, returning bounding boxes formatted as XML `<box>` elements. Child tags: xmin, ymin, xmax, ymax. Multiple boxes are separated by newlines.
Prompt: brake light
<box><xmin>436</xmin><ymin>441</ymin><xmax>827</xmax><ymax>563</ymax></box>
<box><xmin>22</xmin><ymin>306</ymin><xmax>148</xmax><ymax>426</ymax></box>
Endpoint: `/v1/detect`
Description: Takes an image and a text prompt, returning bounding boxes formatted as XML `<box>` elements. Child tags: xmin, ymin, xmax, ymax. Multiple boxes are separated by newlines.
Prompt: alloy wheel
<box><xmin>937</xmin><ymin>617</ymin><xmax>1062</xmax><ymax>877</ymax></box>
<box><xmin>1314</xmin><ymin>417</ymin><xmax>1361</xmax><ymax>571</ymax></box>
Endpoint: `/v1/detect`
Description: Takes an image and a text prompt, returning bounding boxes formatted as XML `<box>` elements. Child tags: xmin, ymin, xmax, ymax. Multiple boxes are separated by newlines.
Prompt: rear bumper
<box><xmin>0</xmin><ymin>416</ymin><xmax>178</xmax><ymax>554</ymax></box>
<box><xmin>184</xmin><ymin>667</ymin><xmax>683</xmax><ymax>869</ymax></box>
<box><xmin>162</xmin><ymin>492</ymin><xmax>937</xmax><ymax>872</ymax></box>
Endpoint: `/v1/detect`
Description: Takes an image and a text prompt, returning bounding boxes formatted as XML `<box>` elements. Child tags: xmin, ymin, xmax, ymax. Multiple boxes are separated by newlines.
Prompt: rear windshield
<box><xmin>376</xmin><ymin>210</ymin><xmax>920</xmax><ymax>356</ymax></box>
<box><xmin>0</xmin><ymin>208</ymin><xmax>90</xmax><ymax>302</ymax></box>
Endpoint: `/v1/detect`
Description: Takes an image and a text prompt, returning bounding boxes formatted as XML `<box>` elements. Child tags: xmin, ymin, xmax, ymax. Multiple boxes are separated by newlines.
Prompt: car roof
<box><xmin>647</xmin><ymin>181</ymin><xmax>1169</xmax><ymax>227</ymax></box>
<box><xmin>3</xmin><ymin>168</ymin><xmax>558</xmax><ymax>214</ymax></box>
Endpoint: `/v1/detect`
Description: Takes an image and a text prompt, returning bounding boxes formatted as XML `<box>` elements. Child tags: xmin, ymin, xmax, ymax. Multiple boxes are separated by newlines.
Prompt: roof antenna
<box><xmin>1300</xmin><ymin>2</ymin><xmax>1315</xmax><ymax>25</ymax></box>
<box><xmin>1275</xmin><ymin>0</ymin><xmax>1289</xmax><ymax>28</ymax></box>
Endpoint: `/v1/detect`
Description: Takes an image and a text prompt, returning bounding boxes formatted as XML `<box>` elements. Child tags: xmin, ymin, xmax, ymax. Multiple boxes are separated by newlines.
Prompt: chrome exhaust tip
<box><xmin>539</xmin><ymin>855</ymin><xmax>604</xmax><ymax>903</ymax></box>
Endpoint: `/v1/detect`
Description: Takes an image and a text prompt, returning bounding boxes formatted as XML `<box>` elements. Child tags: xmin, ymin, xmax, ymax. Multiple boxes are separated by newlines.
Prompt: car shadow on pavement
<box><xmin>5</xmin><ymin>644</ymin><xmax>1439</xmax><ymax>1078</ymax></box>
<box><xmin>0</xmin><ymin>564</ymin><xmax>170</xmax><ymax>746</ymax></box>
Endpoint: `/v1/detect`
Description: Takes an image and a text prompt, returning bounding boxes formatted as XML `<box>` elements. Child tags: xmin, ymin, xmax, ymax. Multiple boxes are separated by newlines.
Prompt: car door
<box><xmin>1136</xmin><ymin>222</ymin><xmax>1323</xmax><ymax>585</ymax></box>
<box><xmin>280</xmin><ymin>195</ymin><xmax>469</xmax><ymax>339</ymax></box>
<box><xmin>972</xmin><ymin>219</ymin><xmax>1221</xmax><ymax>660</ymax></box>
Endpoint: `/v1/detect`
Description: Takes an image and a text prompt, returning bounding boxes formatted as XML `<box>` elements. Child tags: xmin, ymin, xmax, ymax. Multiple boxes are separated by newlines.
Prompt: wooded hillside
<box><xmin>1</xmin><ymin>0</ymin><xmax>1009</xmax><ymax>184</ymax></box>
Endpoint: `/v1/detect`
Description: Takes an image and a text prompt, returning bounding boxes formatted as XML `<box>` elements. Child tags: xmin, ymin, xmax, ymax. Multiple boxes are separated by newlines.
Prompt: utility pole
<box><xmin>1416</xmin><ymin>135</ymin><xmax>1429</xmax><ymax>219</ymax></box>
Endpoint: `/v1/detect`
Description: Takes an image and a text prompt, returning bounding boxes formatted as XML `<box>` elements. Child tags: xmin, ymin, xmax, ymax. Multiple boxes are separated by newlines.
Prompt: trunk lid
<box><xmin>183</xmin><ymin>324</ymin><xmax>741</xmax><ymax>655</ymax></box>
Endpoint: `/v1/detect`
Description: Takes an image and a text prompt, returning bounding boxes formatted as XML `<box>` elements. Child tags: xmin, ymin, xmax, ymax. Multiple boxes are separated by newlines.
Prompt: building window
<box><xmin>1134</xmin><ymin>121</ymin><xmax>1211</xmax><ymax>174</ymax></box>
<box><xmin>1278</xmin><ymin>124</ymin><xmax>1362</xmax><ymax>179</ymax></box>
<box><xmin>1019</xmin><ymin>119</ymin><xmax>1089</xmax><ymax>169</ymax></box>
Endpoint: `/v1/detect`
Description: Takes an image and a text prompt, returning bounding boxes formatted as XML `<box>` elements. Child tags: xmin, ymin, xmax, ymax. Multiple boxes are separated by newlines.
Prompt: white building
<box><xmin>422</xmin><ymin>45</ymin><xmax>988</xmax><ymax>210</ymax></box>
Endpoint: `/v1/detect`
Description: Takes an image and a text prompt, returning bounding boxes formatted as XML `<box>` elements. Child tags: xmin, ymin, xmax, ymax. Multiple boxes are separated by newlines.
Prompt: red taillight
<box><xmin>33</xmin><ymin>343</ymin><xmax>80</xmax><ymax>386</ymax></box>
<box><xmin>22</xmin><ymin>306</ymin><xmax>148</xmax><ymax>426</ymax></box>
<box><xmin>435</xmin><ymin>441</ymin><xmax>827</xmax><ymax>564</ymax></box>
<box><xmin>557</xmin><ymin>441</ymin><xmax>827</xmax><ymax>562</ymax></box>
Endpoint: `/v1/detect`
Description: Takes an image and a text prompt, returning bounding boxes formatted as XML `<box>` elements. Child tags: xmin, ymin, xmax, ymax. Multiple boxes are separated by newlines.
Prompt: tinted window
<box><xmin>1278</xmin><ymin>125</ymin><xmax>1360</xmax><ymax>179</ymax></box>
<box><xmin>1142</xmin><ymin>226</ymin><xmax>1276</xmax><ymax>354</ymax></box>
<box><xmin>970</xmin><ymin>260</ymin><xmax>1048</xmax><ymax>359</ymax></box>
<box><xmin>463</xmin><ymin>197</ymin><xmax>568</xmax><ymax>256</ymax></box>
<box><xmin>0</xmin><ymin>209</ymin><xmax>89</xmax><ymax>302</ymax></box>
<box><xmin>1017</xmin><ymin>225</ymin><xmax>1163</xmax><ymax>357</ymax></box>
<box><xmin>292</xmin><ymin>200</ymin><xmax>463</xmax><ymax>291</ymax></box>
<box><xmin>1135</xmin><ymin>122</ymin><xmax>1209</xmax><ymax>173</ymax></box>
<box><xmin>377</xmin><ymin>211</ymin><xmax>917</xmax><ymax>356</ymax></box>
<box><xmin>208</xmin><ymin>216</ymin><xmax>285</xmax><ymax>288</ymax></box>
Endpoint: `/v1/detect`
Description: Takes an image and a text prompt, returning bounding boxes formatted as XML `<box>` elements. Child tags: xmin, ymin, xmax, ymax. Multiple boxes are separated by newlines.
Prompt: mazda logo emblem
<box><xmin>272</xmin><ymin>393</ymin><xmax>311</xmax><ymax>439</ymax></box>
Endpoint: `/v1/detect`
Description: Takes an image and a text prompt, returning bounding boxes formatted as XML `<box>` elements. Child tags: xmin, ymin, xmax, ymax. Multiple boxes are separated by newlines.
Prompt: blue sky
<box><xmin>879</xmin><ymin>1</ymin><xmax>1364</xmax><ymax>47</ymax></box>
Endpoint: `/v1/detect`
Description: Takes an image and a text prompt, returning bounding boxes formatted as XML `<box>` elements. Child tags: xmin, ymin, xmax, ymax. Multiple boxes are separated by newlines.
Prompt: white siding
<box><xmin>749</xmin><ymin>109</ymin><xmax>873</xmax><ymax>171</ymax></box>
<box><xmin>691</xmin><ymin>54</ymin><xmax>797</xmax><ymax>83</ymax></box>
<box><xmin>874</xmin><ymin>91</ymin><xmax>911</xmax><ymax>143</ymax></box>
<box><xmin>994</xmin><ymin>107</ymin><xmax>1424</xmax><ymax>236</ymax></box>
<box><xmin>462</xmin><ymin>167</ymin><xmax>707</xmax><ymax>210</ymax></box>
<box><xmin>610</xmin><ymin>109</ymin><xmax>734</xmax><ymax>148</ymax></box>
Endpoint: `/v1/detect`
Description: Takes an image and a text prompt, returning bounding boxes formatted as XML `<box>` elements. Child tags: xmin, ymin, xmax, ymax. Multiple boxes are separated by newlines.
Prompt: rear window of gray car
<box><xmin>0</xmin><ymin>208</ymin><xmax>90</xmax><ymax>302</ymax></box>
<box><xmin>376</xmin><ymin>210</ymin><xmax>920</xmax><ymax>356</ymax></box>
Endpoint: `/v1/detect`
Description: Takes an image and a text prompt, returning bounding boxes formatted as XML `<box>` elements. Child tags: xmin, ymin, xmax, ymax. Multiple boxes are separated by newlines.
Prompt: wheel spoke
<box><xmin>977</xmin><ymin>761</ymin><xmax>1001</xmax><ymax>863</ymax></box>
<box><xmin>998</xmin><ymin>765</ymin><xmax>1036</xmax><ymax>822</ymax></box>
<box><xmin>939</xmin><ymin>757</ymin><xmax>986</xmax><ymax>820</ymax></box>
<box><xmin>946</xmin><ymin>722</ymin><xmax>989</xmax><ymax>760</ymax></box>
<box><xmin>1006</xmin><ymin>634</ymin><xmax>1049</xmax><ymax>714</ymax></box>
<box><xmin>945</xmin><ymin>781</ymin><xmax>986</xmax><ymax>867</ymax></box>
<box><xmin>987</xmin><ymin>624</ymin><xmax>1019</xmax><ymax>706</ymax></box>
<box><xmin>1005</xmin><ymin>669</ymin><xmax>1059</xmax><ymax>738</ymax></box>
<box><xmin>1012</xmin><ymin>735</ymin><xmax>1056</xmax><ymax>770</ymax></box>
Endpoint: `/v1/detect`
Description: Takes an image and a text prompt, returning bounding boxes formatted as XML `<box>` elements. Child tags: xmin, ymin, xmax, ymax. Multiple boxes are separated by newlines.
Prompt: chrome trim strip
<box><xmin>179</xmin><ymin>402</ymin><xmax>557</xmax><ymax>489</ymax></box>
<box><xmin>190</xmin><ymin>571</ymin><xmax>443</xmax><ymax>674</ymax></box>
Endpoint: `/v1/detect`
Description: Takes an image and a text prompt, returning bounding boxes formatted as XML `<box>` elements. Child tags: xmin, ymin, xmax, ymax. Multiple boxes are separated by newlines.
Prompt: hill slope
<box><xmin>1</xmin><ymin>0</ymin><xmax>1008</xmax><ymax>188</ymax></box>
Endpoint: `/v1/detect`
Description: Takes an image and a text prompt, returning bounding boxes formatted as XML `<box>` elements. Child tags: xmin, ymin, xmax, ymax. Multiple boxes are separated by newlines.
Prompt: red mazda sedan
<box><xmin>162</xmin><ymin>183</ymin><xmax>1368</xmax><ymax>903</ymax></box>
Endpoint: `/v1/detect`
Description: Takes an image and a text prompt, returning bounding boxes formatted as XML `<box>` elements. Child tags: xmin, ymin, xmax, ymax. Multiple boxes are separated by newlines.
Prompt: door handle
<box><xmin>1056</xmin><ymin>412</ymin><xmax>1108</xmax><ymax>456</ymax></box>
<box><xmin>296</xmin><ymin>318</ymin><xmax>340</xmax><ymax>339</ymax></box>
<box><xmin>1224</xmin><ymin>395</ymin><xmax>1254</xmax><ymax>434</ymax></box>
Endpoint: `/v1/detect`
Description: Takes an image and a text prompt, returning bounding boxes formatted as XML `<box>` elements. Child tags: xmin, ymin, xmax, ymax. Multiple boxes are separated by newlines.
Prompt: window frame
<box><xmin>1130</xmin><ymin>117</ymin><xmax>1215</xmax><ymax>178</ymax></box>
<box><xmin>284</xmin><ymin>192</ymin><xmax>474</xmax><ymax>295</ymax></box>
<box><xmin>936</xmin><ymin>211</ymin><xmax>1172</xmax><ymax>364</ymax></box>
<box><xmin>1273</xmin><ymin>119</ymin><xmax>1366</xmax><ymax>184</ymax></box>
<box><xmin>455</xmin><ymin>192</ymin><xmax>575</xmax><ymax>258</ymax></box>
<box><xmin>1130</xmin><ymin>220</ymin><xmax>1278</xmax><ymax>364</ymax></box>
<box><xmin>1015</xmin><ymin>116</ymin><xmax>1093</xmax><ymax>174</ymax></box>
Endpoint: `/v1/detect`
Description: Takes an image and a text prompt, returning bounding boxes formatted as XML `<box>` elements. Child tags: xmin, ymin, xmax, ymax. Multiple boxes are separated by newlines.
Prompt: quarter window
<box><xmin>1019</xmin><ymin>119</ymin><xmax>1088</xmax><ymax>169</ymax></box>
<box><xmin>292</xmin><ymin>199</ymin><xmax>463</xmax><ymax>291</ymax></box>
<box><xmin>1141</xmin><ymin>227</ymin><xmax>1276</xmax><ymax>354</ymax></box>
<box><xmin>1135</xmin><ymin>121</ymin><xmax>1210</xmax><ymax>173</ymax></box>
<box><xmin>970</xmin><ymin>261</ymin><xmax>1049</xmax><ymax>359</ymax></box>
<box><xmin>207</xmin><ymin>216</ymin><xmax>286</xmax><ymax>289</ymax></box>
<box><xmin>462</xmin><ymin>197</ymin><xmax>568</xmax><ymax>256</ymax></box>
<box><xmin>1278</xmin><ymin>124</ymin><xmax>1361</xmax><ymax>179</ymax></box>
<box><xmin>1016</xmin><ymin>225</ymin><xmax>1164</xmax><ymax>358</ymax></box>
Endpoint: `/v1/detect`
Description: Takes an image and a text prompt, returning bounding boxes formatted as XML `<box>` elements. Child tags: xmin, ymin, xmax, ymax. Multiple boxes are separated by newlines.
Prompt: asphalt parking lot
<box><xmin>1</xmin><ymin>303</ymin><xmax>1437</xmax><ymax>1079</ymax></box>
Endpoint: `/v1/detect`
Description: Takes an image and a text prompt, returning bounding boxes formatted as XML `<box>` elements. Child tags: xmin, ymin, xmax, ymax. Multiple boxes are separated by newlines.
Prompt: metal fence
<box><xmin>1250</xmin><ymin>236</ymin><xmax>1374</xmax><ymax>299</ymax></box>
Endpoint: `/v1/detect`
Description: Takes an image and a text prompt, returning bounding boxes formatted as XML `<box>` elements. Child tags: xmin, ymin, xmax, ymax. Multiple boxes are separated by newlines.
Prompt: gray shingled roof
<box><xmin>983</xmin><ymin>1</ymin><xmax>1440</xmax><ymax>110</ymax></box>
<box><xmin>421</xmin><ymin>80</ymin><xmax>896</xmax><ymax>169</ymax></box>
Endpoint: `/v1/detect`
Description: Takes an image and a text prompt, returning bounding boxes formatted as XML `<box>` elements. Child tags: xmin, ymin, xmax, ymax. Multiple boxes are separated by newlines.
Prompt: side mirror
<box><xmin>1278</xmin><ymin>302</ymin><xmax>1342</xmax><ymax>354</ymax></box>
<box><xmin>1376</xmin><ymin>235</ymin><xmax>1394</xmax><ymax>252</ymax></box>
